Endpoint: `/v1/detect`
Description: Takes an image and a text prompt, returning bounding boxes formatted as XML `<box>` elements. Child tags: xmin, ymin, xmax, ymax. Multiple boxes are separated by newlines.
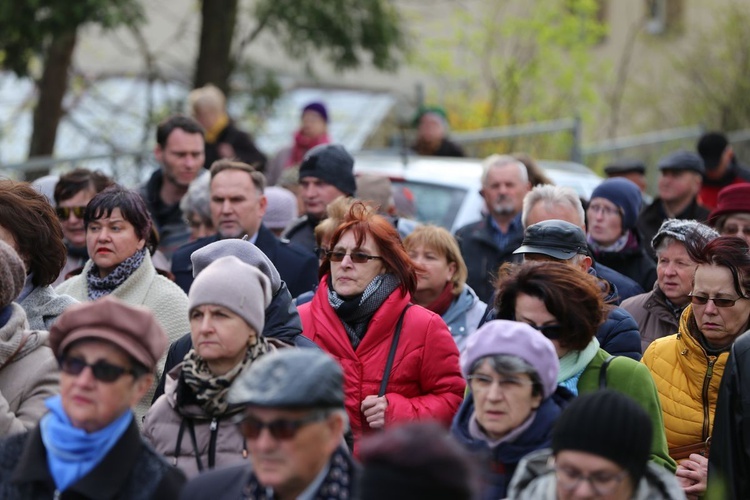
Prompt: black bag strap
<box><xmin>599</xmin><ymin>355</ymin><xmax>616</xmax><ymax>389</ymax></box>
<box><xmin>379</xmin><ymin>304</ymin><xmax>412</xmax><ymax>397</ymax></box>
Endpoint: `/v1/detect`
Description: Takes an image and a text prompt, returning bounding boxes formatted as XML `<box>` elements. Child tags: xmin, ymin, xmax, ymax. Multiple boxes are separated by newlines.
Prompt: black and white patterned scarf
<box><xmin>244</xmin><ymin>446</ymin><xmax>356</xmax><ymax>499</ymax></box>
<box><xmin>181</xmin><ymin>336</ymin><xmax>272</xmax><ymax>416</ymax></box>
<box><xmin>328</xmin><ymin>273</ymin><xmax>401</xmax><ymax>350</ymax></box>
<box><xmin>86</xmin><ymin>248</ymin><xmax>146</xmax><ymax>300</ymax></box>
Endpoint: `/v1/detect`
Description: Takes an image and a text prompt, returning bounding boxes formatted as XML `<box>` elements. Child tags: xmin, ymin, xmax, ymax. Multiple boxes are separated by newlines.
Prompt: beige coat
<box><xmin>56</xmin><ymin>251</ymin><xmax>190</xmax><ymax>421</ymax></box>
<box><xmin>142</xmin><ymin>364</ymin><xmax>248</xmax><ymax>479</ymax></box>
<box><xmin>0</xmin><ymin>303</ymin><xmax>59</xmax><ymax>436</ymax></box>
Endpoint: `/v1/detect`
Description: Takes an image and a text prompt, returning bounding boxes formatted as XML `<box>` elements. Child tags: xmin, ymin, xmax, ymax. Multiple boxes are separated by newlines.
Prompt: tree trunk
<box><xmin>194</xmin><ymin>0</ymin><xmax>238</xmax><ymax>96</ymax></box>
<box><xmin>27</xmin><ymin>28</ymin><xmax>78</xmax><ymax>180</ymax></box>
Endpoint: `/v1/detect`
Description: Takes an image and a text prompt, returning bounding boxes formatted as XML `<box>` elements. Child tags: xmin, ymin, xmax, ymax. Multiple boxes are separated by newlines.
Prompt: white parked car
<box><xmin>353</xmin><ymin>152</ymin><xmax>602</xmax><ymax>233</ymax></box>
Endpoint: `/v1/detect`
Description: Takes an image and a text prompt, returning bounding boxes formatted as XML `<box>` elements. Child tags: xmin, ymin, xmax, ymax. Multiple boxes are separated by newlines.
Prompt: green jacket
<box><xmin>578</xmin><ymin>348</ymin><xmax>677</xmax><ymax>473</ymax></box>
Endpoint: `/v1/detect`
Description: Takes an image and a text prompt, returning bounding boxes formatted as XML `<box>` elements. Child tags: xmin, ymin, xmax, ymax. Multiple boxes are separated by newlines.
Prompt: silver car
<box><xmin>353</xmin><ymin>153</ymin><xmax>602</xmax><ymax>233</ymax></box>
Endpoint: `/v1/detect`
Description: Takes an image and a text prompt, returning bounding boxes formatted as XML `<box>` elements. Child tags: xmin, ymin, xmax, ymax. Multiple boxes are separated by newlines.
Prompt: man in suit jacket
<box><xmin>171</xmin><ymin>159</ymin><xmax>318</xmax><ymax>298</ymax></box>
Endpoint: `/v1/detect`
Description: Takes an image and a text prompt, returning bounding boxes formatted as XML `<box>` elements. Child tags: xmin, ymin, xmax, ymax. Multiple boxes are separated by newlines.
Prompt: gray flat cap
<box><xmin>514</xmin><ymin>219</ymin><xmax>588</xmax><ymax>260</ymax></box>
<box><xmin>191</xmin><ymin>238</ymin><xmax>282</xmax><ymax>293</ymax></box>
<box><xmin>657</xmin><ymin>150</ymin><xmax>705</xmax><ymax>175</ymax></box>
<box><xmin>651</xmin><ymin>219</ymin><xmax>719</xmax><ymax>252</ymax></box>
<box><xmin>228</xmin><ymin>349</ymin><xmax>344</xmax><ymax>409</ymax></box>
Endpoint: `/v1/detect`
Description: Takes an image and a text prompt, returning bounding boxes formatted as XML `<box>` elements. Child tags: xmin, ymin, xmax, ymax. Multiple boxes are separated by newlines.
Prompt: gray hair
<box><xmin>180</xmin><ymin>172</ymin><xmax>211</xmax><ymax>222</ymax></box>
<box><xmin>481</xmin><ymin>155</ymin><xmax>528</xmax><ymax>187</ymax></box>
<box><xmin>469</xmin><ymin>354</ymin><xmax>543</xmax><ymax>397</ymax></box>
<box><xmin>522</xmin><ymin>184</ymin><xmax>585</xmax><ymax>228</ymax></box>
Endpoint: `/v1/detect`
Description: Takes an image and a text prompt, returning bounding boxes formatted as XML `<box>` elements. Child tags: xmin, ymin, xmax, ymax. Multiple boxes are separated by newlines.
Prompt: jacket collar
<box><xmin>12</xmin><ymin>419</ymin><xmax>143</xmax><ymax>499</ymax></box>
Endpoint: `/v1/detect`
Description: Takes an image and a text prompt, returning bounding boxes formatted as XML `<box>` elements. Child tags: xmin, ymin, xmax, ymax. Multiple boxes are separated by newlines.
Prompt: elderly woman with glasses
<box><xmin>643</xmin><ymin>236</ymin><xmax>750</xmax><ymax>498</ymax></box>
<box><xmin>0</xmin><ymin>296</ymin><xmax>184</xmax><ymax>498</ymax></box>
<box><xmin>509</xmin><ymin>390</ymin><xmax>685</xmax><ymax>500</ymax></box>
<box><xmin>297</xmin><ymin>202</ymin><xmax>465</xmax><ymax>456</ymax></box>
<box><xmin>586</xmin><ymin>178</ymin><xmax>657</xmax><ymax>292</ymax></box>
<box><xmin>496</xmin><ymin>261</ymin><xmax>675</xmax><ymax>473</ymax></box>
<box><xmin>707</xmin><ymin>183</ymin><xmax>750</xmax><ymax>246</ymax></box>
<box><xmin>450</xmin><ymin>320</ymin><xmax>569</xmax><ymax>499</ymax></box>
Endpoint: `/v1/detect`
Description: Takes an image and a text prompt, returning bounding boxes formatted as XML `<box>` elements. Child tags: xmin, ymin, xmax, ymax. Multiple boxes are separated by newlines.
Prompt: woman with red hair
<box><xmin>298</xmin><ymin>203</ymin><xmax>465</xmax><ymax>455</ymax></box>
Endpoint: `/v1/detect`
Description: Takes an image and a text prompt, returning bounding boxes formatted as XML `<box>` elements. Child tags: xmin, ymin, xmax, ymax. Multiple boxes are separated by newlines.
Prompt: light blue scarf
<box><xmin>40</xmin><ymin>395</ymin><xmax>133</xmax><ymax>491</ymax></box>
<box><xmin>557</xmin><ymin>338</ymin><xmax>600</xmax><ymax>396</ymax></box>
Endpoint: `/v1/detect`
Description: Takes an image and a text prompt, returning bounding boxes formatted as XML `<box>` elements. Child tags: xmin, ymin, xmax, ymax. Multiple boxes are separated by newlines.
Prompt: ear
<box><xmin>447</xmin><ymin>261</ymin><xmax>457</xmax><ymax>281</ymax></box>
<box><xmin>258</xmin><ymin>195</ymin><xmax>268</xmax><ymax>217</ymax></box>
<box><xmin>154</xmin><ymin>144</ymin><xmax>164</xmax><ymax>164</ymax></box>
<box><xmin>131</xmin><ymin>373</ymin><xmax>155</xmax><ymax>406</ymax></box>
<box><xmin>137</xmin><ymin>238</ymin><xmax>147</xmax><ymax>251</ymax></box>
<box><xmin>324</xmin><ymin>412</ymin><xmax>346</xmax><ymax>454</ymax></box>
<box><xmin>580</xmin><ymin>256</ymin><xmax>593</xmax><ymax>272</ymax></box>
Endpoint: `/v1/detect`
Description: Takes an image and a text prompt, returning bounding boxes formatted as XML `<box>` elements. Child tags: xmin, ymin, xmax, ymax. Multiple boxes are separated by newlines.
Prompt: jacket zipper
<box><xmin>701</xmin><ymin>357</ymin><xmax>717</xmax><ymax>441</ymax></box>
<box><xmin>208</xmin><ymin>417</ymin><xmax>218</xmax><ymax>469</ymax></box>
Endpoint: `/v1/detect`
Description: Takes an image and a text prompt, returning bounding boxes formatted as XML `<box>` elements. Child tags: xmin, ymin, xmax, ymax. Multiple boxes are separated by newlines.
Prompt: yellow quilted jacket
<box><xmin>642</xmin><ymin>305</ymin><xmax>729</xmax><ymax>449</ymax></box>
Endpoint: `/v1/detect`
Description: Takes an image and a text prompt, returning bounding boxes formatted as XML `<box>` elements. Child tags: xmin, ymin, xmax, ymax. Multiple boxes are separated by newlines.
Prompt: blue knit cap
<box><xmin>589</xmin><ymin>178</ymin><xmax>642</xmax><ymax>230</ymax></box>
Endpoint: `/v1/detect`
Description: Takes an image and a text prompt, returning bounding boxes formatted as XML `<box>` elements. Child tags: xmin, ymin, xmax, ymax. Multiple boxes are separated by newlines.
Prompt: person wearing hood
<box><xmin>508</xmin><ymin>390</ymin><xmax>685</xmax><ymax>500</ymax></box>
<box><xmin>587</xmin><ymin>178</ymin><xmax>657</xmax><ymax>292</ymax></box>
<box><xmin>143</xmin><ymin>256</ymin><xmax>274</xmax><ymax>478</ymax></box>
<box><xmin>0</xmin><ymin>241</ymin><xmax>60</xmax><ymax>436</ymax></box>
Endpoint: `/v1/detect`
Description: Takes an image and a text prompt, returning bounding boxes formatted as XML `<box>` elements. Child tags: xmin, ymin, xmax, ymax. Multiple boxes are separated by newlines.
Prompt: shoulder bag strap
<box><xmin>379</xmin><ymin>304</ymin><xmax>412</xmax><ymax>397</ymax></box>
<box><xmin>0</xmin><ymin>331</ymin><xmax>31</xmax><ymax>371</ymax></box>
<box><xmin>599</xmin><ymin>355</ymin><xmax>616</xmax><ymax>389</ymax></box>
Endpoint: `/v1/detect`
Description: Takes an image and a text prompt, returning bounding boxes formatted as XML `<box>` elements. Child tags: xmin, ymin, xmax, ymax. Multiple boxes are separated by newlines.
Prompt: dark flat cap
<box><xmin>228</xmin><ymin>349</ymin><xmax>344</xmax><ymax>409</ymax></box>
<box><xmin>657</xmin><ymin>150</ymin><xmax>705</xmax><ymax>174</ymax></box>
<box><xmin>604</xmin><ymin>158</ymin><xmax>646</xmax><ymax>176</ymax></box>
<box><xmin>513</xmin><ymin>219</ymin><xmax>588</xmax><ymax>260</ymax></box>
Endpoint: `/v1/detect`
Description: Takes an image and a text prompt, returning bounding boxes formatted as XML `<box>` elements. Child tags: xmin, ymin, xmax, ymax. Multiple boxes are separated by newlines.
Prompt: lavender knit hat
<box><xmin>461</xmin><ymin>320</ymin><xmax>559</xmax><ymax>399</ymax></box>
<box><xmin>263</xmin><ymin>186</ymin><xmax>298</xmax><ymax>231</ymax></box>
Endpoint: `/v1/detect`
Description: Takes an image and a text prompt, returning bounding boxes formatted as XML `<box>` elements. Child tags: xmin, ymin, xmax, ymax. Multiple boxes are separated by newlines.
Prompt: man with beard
<box><xmin>455</xmin><ymin>155</ymin><xmax>530</xmax><ymax>302</ymax></box>
<box><xmin>140</xmin><ymin>115</ymin><xmax>206</xmax><ymax>260</ymax></box>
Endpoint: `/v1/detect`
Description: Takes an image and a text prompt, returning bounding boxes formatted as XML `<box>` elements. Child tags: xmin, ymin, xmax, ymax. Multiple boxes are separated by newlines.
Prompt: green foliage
<box><xmin>0</xmin><ymin>0</ymin><xmax>144</xmax><ymax>76</ymax></box>
<box><xmin>251</xmin><ymin>0</ymin><xmax>407</xmax><ymax>72</ymax></box>
<box><xmin>418</xmin><ymin>0</ymin><xmax>606</xmax><ymax>158</ymax></box>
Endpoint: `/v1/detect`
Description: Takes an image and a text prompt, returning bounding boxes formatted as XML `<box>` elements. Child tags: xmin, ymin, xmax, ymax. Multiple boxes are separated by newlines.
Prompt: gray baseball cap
<box><xmin>228</xmin><ymin>349</ymin><xmax>344</xmax><ymax>409</ymax></box>
<box><xmin>514</xmin><ymin>220</ymin><xmax>589</xmax><ymax>261</ymax></box>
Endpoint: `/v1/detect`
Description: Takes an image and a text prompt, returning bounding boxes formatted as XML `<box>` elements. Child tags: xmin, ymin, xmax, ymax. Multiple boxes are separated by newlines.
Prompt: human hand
<box><xmin>675</xmin><ymin>454</ymin><xmax>708</xmax><ymax>497</ymax></box>
<box><xmin>361</xmin><ymin>395</ymin><xmax>388</xmax><ymax>429</ymax></box>
<box><xmin>218</xmin><ymin>143</ymin><xmax>236</xmax><ymax>159</ymax></box>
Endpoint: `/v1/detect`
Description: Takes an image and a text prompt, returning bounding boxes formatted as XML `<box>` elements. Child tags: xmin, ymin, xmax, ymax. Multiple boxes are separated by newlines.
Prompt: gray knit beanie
<box><xmin>0</xmin><ymin>240</ymin><xmax>26</xmax><ymax>308</ymax></box>
<box><xmin>298</xmin><ymin>144</ymin><xmax>357</xmax><ymax>196</ymax></box>
<box><xmin>189</xmin><ymin>255</ymin><xmax>272</xmax><ymax>334</ymax></box>
<box><xmin>191</xmin><ymin>238</ymin><xmax>281</xmax><ymax>294</ymax></box>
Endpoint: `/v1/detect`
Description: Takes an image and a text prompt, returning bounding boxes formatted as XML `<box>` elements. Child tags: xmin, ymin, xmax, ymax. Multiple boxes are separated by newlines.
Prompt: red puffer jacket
<box><xmin>298</xmin><ymin>278</ymin><xmax>465</xmax><ymax>455</ymax></box>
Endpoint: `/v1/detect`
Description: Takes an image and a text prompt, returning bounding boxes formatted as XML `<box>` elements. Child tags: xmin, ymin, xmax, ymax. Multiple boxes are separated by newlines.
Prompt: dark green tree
<box><xmin>0</xmin><ymin>0</ymin><xmax>143</xmax><ymax>170</ymax></box>
<box><xmin>194</xmin><ymin>0</ymin><xmax>407</xmax><ymax>94</ymax></box>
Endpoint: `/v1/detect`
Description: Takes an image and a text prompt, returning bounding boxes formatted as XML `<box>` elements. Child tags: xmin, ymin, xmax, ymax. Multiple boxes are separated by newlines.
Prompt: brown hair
<box><xmin>320</xmin><ymin>202</ymin><xmax>420</xmax><ymax>295</ymax></box>
<box><xmin>0</xmin><ymin>180</ymin><xmax>66</xmax><ymax>286</ymax></box>
<box><xmin>403</xmin><ymin>225</ymin><xmax>468</xmax><ymax>297</ymax></box>
<box><xmin>54</xmin><ymin>168</ymin><xmax>114</xmax><ymax>204</ymax></box>
<box><xmin>495</xmin><ymin>261</ymin><xmax>605</xmax><ymax>351</ymax></box>
<box><xmin>210</xmin><ymin>159</ymin><xmax>266</xmax><ymax>193</ymax></box>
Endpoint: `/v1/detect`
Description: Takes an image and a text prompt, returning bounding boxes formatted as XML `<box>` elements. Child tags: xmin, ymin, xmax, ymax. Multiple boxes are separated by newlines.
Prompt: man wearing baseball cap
<box><xmin>697</xmin><ymin>131</ymin><xmax>750</xmax><ymax>209</ymax></box>
<box><xmin>180</xmin><ymin>349</ymin><xmax>356</xmax><ymax>500</ymax></box>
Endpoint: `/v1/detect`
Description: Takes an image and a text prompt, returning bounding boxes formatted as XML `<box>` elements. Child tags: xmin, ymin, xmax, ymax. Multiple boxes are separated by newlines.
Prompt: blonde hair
<box><xmin>403</xmin><ymin>225</ymin><xmax>468</xmax><ymax>296</ymax></box>
<box><xmin>188</xmin><ymin>84</ymin><xmax>226</xmax><ymax>115</ymax></box>
<box><xmin>314</xmin><ymin>196</ymin><xmax>364</xmax><ymax>248</ymax></box>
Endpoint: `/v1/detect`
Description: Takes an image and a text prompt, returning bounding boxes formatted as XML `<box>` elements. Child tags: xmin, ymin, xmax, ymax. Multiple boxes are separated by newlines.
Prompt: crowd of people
<box><xmin>2</xmin><ymin>106</ymin><xmax>750</xmax><ymax>500</ymax></box>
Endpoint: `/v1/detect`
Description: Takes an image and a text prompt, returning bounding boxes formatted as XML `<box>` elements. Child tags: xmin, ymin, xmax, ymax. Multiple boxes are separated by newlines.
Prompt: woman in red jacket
<box><xmin>297</xmin><ymin>202</ymin><xmax>465</xmax><ymax>455</ymax></box>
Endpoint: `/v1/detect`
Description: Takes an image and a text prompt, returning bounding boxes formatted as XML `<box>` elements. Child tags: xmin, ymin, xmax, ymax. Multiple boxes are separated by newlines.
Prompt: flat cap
<box><xmin>651</xmin><ymin>219</ymin><xmax>718</xmax><ymax>252</ymax></box>
<box><xmin>604</xmin><ymin>158</ymin><xmax>646</xmax><ymax>176</ymax></box>
<box><xmin>657</xmin><ymin>150</ymin><xmax>705</xmax><ymax>175</ymax></box>
<box><xmin>228</xmin><ymin>349</ymin><xmax>344</xmax><ymax>409</ymax></box>
<box><xmin>49</xmin><ymin>296</ymin><xmax>168</xmax><ymax>371</ymax></box>
<box><xmin>514</xmin><ymin>220</ymin><xmax>588</xmax><ymax>260</ymax></box>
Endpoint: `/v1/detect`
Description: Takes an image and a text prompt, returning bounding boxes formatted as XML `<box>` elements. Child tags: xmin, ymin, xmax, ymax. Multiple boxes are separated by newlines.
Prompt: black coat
<box><xmin>204</xmin><ymin>121</ymin><xmax>267</xmax><ymax>172</ymax></box>
<box><xmin>590</xmin><ymin>241</ymin><xmax>657</xmax><ymax>293</ymax></box>
<box><xmin>709</xmin><ymin>331</ymin><xmax>750</xmax><ymax>499</ymax></box>
<box><xmin>171</xmin><ymin>225</ymin><xmax>319</xmax><ymax>298</ymax></box>
<box><xmin>0</xmin><ymin>420</ymin><xmax>185</xmax><ymax>499</ymax></box>
<box><xmin>636</xmin><ymin>197</ymin><xmax>710</xmax><ymax>260</ymax></box>
<box><xmin>455</xmin><ymin>215</ymin><xmax>524</xmax><ymax>303</ymax></box>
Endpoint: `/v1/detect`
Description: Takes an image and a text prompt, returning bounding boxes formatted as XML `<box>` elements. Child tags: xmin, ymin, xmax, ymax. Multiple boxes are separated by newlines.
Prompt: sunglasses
<box><xmin>236</xmin><ymin>412</ymin><xmax>328</xmax><ymax>440</ymax></box>
<box><xmin>689</xmin><ymin>293</ymin><xmax>749</xmax><ymax>308</ymax></box>
<box><xmin>327</xmin><ymin>250</ymin><xmax>383</xmax><ymax>264</ymax></box>
<box><xmin>56</xmin><ymin>206</ymin><xmax>87</xmax><ymax>220</ymax></box>
<box><xmin>60</xmin><ymin>356</ymin><xmax>137</xmax><ymax>383</ymax></box>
